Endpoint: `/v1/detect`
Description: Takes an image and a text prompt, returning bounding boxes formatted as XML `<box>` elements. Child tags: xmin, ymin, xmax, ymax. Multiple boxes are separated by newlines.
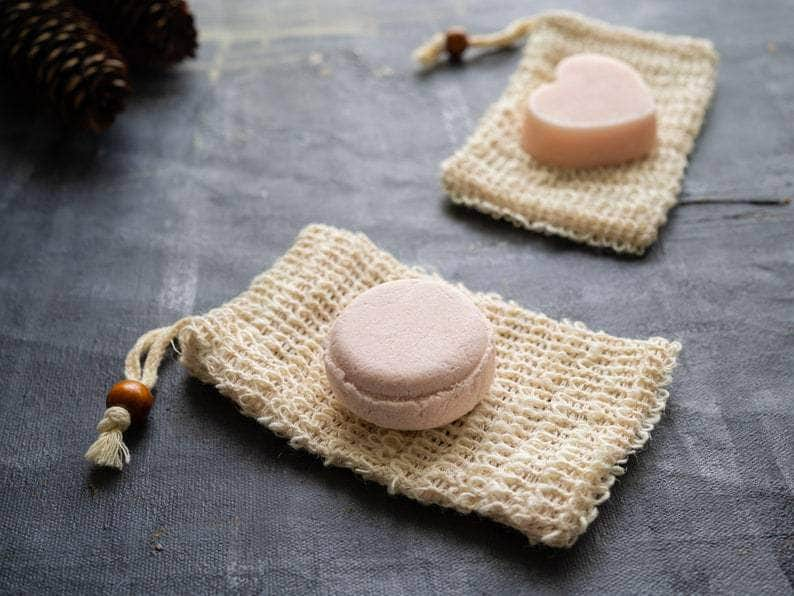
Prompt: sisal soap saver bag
<box><xmin>86</xmin><ymin>225</ymin><xmax>680</xmax><ymax>548</ymax></box>
<box><xmin>416</xmin><ymin>11</ymin><xmax>718</xmax><ymax>254</ymax></box>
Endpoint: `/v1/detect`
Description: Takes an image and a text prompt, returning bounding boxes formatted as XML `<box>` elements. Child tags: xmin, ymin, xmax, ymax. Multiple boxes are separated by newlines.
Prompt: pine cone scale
<box><xmin>74</xmin><ymin>0</ymin><xmax>197</xmax><ymax>67</ymax></box>
<box><xmin>1</xmin><ymin>0</ymin><xmax>196</xmax><ymax>130</ymax></box>
<box><xmin>0</xmin><ymin>0</ymin><xmax>130</xmax><ymax>130</ymax></box>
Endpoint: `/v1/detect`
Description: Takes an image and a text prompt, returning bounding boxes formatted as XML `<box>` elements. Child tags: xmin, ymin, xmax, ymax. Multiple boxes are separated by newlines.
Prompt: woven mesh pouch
<box><xmin>441</xmin><ymin>11</ymin><xmax>718</xmax><ymax>254</ymax></box>
<box><xmin>154</xmin><ymin>224</ymin><xmax>682</xmax><ymax>548</ymax></box>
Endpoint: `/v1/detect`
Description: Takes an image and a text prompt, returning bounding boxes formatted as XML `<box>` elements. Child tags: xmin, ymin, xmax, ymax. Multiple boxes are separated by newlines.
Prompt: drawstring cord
<box><xmin>412</xmin><ymin>17</ymin><xmax>536</xmax><ymax>69</ymax></box>
<box><xmin>84</xmin><ymin>317</ymin><xmax>192</xmax><ymax>470</ymax></box>
<box><xmin>124</xmin><ymin>320</ymin><xmax>190</xmax><ymax>388</ymax></box>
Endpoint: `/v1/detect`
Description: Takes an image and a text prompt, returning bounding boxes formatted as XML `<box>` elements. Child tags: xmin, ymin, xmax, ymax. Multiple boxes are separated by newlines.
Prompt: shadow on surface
<box><xmin>179</xmin><ymin>375</ymin><xmax>654</xmax><ymax>575</ymax></box>
<box><xmin>415</xmin><ymin>46</ymin><xmax>521</xmax><ymax>79</ymax></box>
<box><xmin>0</xmin><ymin>67</ymin><xmax>195</xmax><ymax>188</ymax></box>
<box><xmin>442</xmin><ymin>198</ymin><xmax>656</xmax><ymax>262</ymax></box>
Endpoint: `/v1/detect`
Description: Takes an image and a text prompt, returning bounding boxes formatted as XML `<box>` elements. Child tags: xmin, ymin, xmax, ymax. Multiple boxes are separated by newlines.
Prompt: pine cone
<box><xmin>73</xmin><ymin>0</ymin><xmax>198</xmax><ymax>68</ymax></box>
<box><xmin>0</xmin><ymin>0</ymin><xmax>131</xmax><ymax>131</ymax></box>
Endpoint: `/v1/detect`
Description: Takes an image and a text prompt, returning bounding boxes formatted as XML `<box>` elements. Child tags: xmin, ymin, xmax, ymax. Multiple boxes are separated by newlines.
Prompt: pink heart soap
<box><xmin>521</xmin><ymin>53</ymin><xmax>656</xmax><ymax>168</ymax></box>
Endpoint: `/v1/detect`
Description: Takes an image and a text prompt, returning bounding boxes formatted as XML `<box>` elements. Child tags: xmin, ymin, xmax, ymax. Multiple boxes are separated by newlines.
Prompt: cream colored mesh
<box><xmin>441</xmin><ymin>11</ymin><xmax>718</xmax><ymax>254</ymax></box>
<box><xmin>178</xmin><ymin>225</ymin><xmax>680</xmax><ymax>547</ymax></box>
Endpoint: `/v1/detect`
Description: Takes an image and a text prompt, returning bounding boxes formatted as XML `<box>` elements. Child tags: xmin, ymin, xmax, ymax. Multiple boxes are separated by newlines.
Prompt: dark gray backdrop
<box><xmin>1</xmin><ymin>1</ymin><xmax>792</xmax><ymax>594</ymax></box>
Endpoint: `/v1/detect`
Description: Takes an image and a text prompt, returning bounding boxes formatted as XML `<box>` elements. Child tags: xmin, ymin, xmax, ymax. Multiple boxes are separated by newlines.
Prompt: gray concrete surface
<box><xmin>0</xmin><ymin>1</ymin><xmax>792</xmax><ymax>593</ymax></box>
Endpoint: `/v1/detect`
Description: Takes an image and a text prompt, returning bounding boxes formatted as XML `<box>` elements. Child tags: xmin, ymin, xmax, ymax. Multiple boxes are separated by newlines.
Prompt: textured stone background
<box><xmin>0</xmin><ymin>1</ymin><xmax>792</xmax><ymax>593</ymax></box>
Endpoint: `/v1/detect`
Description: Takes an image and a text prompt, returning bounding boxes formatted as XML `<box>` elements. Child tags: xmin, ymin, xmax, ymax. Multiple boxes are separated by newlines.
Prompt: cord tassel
<box><xmin>84</xmin><ymin>406</ymin><xmax>131</xmax><ymax>470</ymax></box>
<box><xmin>84</xmin><ymin>317</ymin><xmax>192</xmax><ymax>470</ymax></box>
<box><xmin>412</xmin><ymin>17</ymin><xmax>536</xmax><ymax>69</ymax></box>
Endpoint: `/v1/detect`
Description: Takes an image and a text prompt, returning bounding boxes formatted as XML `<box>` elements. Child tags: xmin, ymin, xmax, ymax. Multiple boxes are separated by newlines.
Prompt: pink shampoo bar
<box><xmin>324</xmin><ymin>279</ymin><xmax>496</xmax><ymax>431</ymax></box>
<box><xmin>521</xmin><ymin>53</ymin><xmax>656</xmax><ymax>168</ymax></box>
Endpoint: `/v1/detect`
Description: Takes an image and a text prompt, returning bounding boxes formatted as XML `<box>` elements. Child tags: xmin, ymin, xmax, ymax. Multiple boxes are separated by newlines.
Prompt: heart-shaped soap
<box><xmin>521</xmin><ymin>53</ymin><xmax>656</xmax><ymax>168</ymax></box>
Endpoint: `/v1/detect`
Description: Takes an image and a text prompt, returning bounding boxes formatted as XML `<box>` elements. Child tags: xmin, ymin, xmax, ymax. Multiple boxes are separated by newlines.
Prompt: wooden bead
<box><xmin>106</xmin><ymin>380</ymin><xmax>154</xmax><ymax>425</ymax></box>
<box><xmin>445</xmin><ymin>27</ymin><xmax>468</xmax><ymax>61</ymax></box>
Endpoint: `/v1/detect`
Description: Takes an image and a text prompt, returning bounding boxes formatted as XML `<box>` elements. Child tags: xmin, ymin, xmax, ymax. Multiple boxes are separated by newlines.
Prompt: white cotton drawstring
<box><xmin>412</xmin><ymin>17</ymin><xmax>536</xmax><ymax>69</ymax></box>
<box><xmin>84</xmin><ymin>317</ymin><xmax>192</xmax><ymax>470</ymax></box>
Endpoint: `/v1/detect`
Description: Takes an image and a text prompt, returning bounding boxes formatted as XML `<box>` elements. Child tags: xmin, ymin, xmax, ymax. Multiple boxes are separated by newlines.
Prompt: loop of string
<box><xmin>124</xmin><ymin>317</ymin><xmax>192</xmax><ymax>388</ymax></box>
<box><xmin>469</xmin><ymin>18</ymin><xmax>536</xmax><ymax>48</ymax></box>
<box><xmin>85</xmin><ymin>317</ymin><xmax>192</xmax><ymax>470</ymax></box>
<box><xmin>412</xmin><ymin>17</ymin><xmax>536</xmax><ymax>69</ymax></box>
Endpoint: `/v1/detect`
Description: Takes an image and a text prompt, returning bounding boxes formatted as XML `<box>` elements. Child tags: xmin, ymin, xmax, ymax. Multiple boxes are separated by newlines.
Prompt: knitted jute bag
<box><xmin>415</xmin><ymin>11</ymin><xmax>718</xmax><ymax>255</ymax></box>
<box><xmin>86</xmin><ymin>225</ymin><xmax>680</xmax><ymax>548</ymax></box>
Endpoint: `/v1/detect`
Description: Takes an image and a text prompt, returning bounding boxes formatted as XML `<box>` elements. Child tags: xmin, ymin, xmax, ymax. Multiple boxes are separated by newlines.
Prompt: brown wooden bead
<box><xmin>445</xmin><ymin>27</ymin><xmax>468</xmax><ymax>61</ymax></box>
<box><xmin>106</xmin><ymin>380</ymin><xmax>154</xmax><ymax>425</ymax></box>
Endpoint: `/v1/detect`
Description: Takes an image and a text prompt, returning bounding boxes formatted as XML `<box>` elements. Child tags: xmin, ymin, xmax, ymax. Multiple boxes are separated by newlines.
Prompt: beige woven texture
<box><xmin>178</xmin><ymin>225</ymin><xmax>680</xmax><ymax>547</ymax></box>
<box><xmin>442</xmin><ymin>11</ymin><xmax>718</xmax><ymax>255</ymax></box>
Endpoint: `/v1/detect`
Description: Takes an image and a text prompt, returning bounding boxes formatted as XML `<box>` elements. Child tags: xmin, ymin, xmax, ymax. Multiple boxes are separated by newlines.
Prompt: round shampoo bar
<box><xmin>521</xmin><ymin>53</ymin><xmax>656</xmax><ymax>168</ymax></box>
<box><xmin>324</xmin><ymin>279</ymin><xmax>496</xmax><ymax>430</ymax></box>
